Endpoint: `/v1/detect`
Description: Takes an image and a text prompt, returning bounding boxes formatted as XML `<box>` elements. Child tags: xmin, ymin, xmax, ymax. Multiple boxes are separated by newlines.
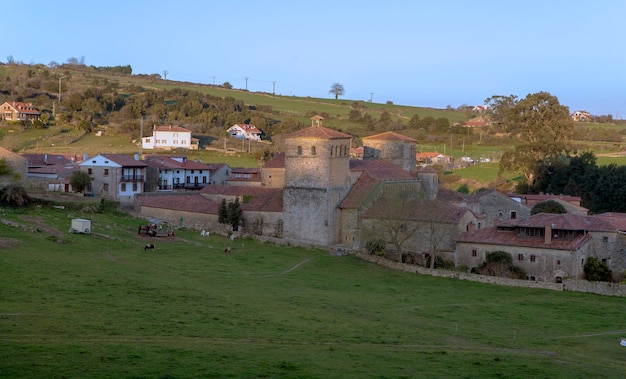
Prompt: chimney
<box><xmin>545</xmin><ymin>224</ymin><xmax>552</xmax><ymax>244</ymax></box>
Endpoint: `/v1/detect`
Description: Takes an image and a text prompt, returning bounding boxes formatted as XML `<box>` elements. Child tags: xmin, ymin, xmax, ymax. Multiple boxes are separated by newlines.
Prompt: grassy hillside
<box><xmin>1</xmin><ymin>203</ymin><xmax>625</xmax><ymax>378</ymax></box>
<box><xmin>3</xmin><ymin>63</ymin><xmax>626</xmax><ymax>185</ymax></box>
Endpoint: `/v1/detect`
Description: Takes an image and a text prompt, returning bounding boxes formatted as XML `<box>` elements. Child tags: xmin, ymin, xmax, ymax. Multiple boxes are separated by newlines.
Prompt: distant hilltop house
<box><xmin>141</xmin><ymin>125</ymin><xmax>198</xmax><ymax>150</ymax></box>
<box><xmin>463</xmin><ymin>116</ymin><xmax>487</xmax><ymax>127</ymax></box>
<box><xmin>571</xmin><ymin>110</ymin><xmax>592</xmax><ymax>122</ymax></box>
<box><xmin>416</xmin><ymin>151</ymin><xmax>451</xmax><ymax>165</ymax></box>
<box><xmin>1</xmin><ymin>101</ymin><xmax>40</xmax><ymax>121</ymax></box>
<box><xmin>227</xmin><ymin>124</ymin><xmax>262</xmax><ymax>141</ymax></box>
<box><xmin>472</xmin><ymin>105</ymin><xmax>488</xmax><ymax>113</ymax></box>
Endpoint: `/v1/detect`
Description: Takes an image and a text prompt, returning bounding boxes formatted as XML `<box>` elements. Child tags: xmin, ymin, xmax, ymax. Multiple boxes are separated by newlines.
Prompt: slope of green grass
<box><xmin>1</xmin><ymin>204</ymin><xmax>625</xmax><ymax>378</ymax></box>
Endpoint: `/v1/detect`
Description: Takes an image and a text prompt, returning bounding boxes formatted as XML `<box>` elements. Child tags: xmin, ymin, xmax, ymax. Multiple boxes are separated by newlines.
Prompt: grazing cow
<box><xmin>201</xmin><ymin>229</ymin><xmax>210</xmax><ymax>237</ymax></box>
<box><xmin>224</xmin><ymin>247</ymin><xmax>231</xmax><ymax>254</ymax></box>
<box><xmin>144</xmin><ymin>243</ymin><xmax>155</xmax><ymax>251</ymax></box>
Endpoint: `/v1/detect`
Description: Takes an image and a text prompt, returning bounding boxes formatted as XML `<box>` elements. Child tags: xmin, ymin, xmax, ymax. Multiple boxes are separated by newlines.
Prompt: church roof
<box><xmin>362</xmin><ymin>131</ymin><xmax>417</xmax><ymax>142</ymax></box>
<box><xmin>284</xmin><ymin>125</ymin><xmax>351</xmax><ymax>140</ymax></box>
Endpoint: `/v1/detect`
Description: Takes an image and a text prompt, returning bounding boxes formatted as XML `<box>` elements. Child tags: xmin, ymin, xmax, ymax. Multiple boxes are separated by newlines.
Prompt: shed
<box><xmin>70</xmin><ymin>218</ymin><xmax>91</xmax><ymax>234</ymax></box>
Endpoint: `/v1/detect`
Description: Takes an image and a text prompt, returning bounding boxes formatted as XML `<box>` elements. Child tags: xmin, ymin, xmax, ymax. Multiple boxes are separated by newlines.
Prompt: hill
<box><xmin>2</xmin><ymin>62</ymin><xmax>626</xmax><ymax>189</ymax></box>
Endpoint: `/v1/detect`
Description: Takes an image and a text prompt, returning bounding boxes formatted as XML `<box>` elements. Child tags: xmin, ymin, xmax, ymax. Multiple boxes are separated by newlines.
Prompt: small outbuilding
<box><xmin>70</xmin><ymin>218</ymin><xmax>91</xmax><ymax>234</ymax></box>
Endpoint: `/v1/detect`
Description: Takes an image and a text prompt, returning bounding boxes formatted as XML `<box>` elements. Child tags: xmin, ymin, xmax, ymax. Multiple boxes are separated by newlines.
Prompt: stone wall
<box><xmin>353</xmin><ymin>251</ymin><xmax>626</xmax><ymax>296</ymax></box>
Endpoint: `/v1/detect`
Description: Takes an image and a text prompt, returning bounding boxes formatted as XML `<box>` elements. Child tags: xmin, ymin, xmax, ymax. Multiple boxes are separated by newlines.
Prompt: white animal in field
<box><xmin>201</xmin><ymin>230</ymin><xmax>210</xmax><ymax>237</ymax></box>
<box><xmin>144</xmin><ymin>243</ymin><xmax>155</xmax><ymax>251</ymax></box>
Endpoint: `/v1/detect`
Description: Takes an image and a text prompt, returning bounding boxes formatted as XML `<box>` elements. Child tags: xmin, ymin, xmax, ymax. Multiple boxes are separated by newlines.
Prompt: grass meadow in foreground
<box><xmin>1</xmin><ymin>204</ymin><xmax>625</xmax><ymax>378</ymax></box>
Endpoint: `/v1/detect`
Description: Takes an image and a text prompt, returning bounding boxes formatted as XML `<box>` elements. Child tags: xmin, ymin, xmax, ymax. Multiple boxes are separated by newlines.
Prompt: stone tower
<box><xmin>282</xmin><ymin>116</ymin><xmax>352</xmax><ymax>245</ymax></box>
<box><xmin>417</xmin><ymin>165</ymin><xmax>439</xmax><ymax>200</ymax></box>
<box><xmin>362</xmin><ymin>131</ymin><xmax>417</xmax><ymax>172</ymax></box>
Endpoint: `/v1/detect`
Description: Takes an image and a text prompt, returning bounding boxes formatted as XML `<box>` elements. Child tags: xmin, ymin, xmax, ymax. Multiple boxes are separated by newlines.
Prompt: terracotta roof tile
<box><xmin>285</xmin><ymin>125</ymin><xmax>351</xmax><ymax>140</ymax></box>
<box><xmin>456</xmin><ymin>227</ymin><xmax>591</xmax><ymax>251</ymax></box>
<box><xmin>362</xmin><ymin>131</ymin><xmax>417</xmax><ymax>142</ymax></box>
<box><xmin>349</xmin><ymin>159</ymin><xmax>415</xmax><ymax>180</ymax></box>
<box><xmin>262</xmin><ymin>152</ymin><xmax>285</xmax><ymax>168</ymax></box>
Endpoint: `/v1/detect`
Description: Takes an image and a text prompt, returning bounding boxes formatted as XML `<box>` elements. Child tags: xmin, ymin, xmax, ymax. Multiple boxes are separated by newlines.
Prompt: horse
<box><xmin>144</xmin><ymin>243</ymin><xmax>155</xmax><ymax>251</ymax></box>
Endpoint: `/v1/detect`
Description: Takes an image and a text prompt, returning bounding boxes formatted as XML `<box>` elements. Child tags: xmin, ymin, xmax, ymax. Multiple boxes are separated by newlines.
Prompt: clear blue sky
<box><xmin>7</xmin><ymin>0</ymin><xmax>626</xmax><ymax>118</ymax></box>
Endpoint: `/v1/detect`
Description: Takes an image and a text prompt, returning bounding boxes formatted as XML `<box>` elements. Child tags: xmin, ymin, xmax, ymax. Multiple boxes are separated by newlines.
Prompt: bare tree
<box><xmin>329</xmin><ymin>83</ymin><xmax>345</xmax><ymax>100</ymax></box>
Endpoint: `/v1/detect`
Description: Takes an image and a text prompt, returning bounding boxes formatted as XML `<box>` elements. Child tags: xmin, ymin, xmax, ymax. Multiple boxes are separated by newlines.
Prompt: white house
<box><xmin>141</xmin><ymin>125</ymin><xmax>197</xmax><ymax>150</ymax></box>
<box><xmin>227</xmin><ymin>124</ymin><xmax>262</xmax><ymax>141</ymax></box>
<box><xmin>79</xmin><ymin>153</ymin><xmax>147</xmax><ymax>205</ymax></box>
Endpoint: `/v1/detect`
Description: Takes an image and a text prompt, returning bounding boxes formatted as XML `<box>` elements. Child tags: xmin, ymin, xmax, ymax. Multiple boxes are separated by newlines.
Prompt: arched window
<box><xmin>311</xmin><ymin>146</ymin><xmax>316</xmax><ymax>156</ymax></box>
<box><xmin>297</xmin><ymin>146</ymin><xmax>302</xmax><ymax>156</ymax></box>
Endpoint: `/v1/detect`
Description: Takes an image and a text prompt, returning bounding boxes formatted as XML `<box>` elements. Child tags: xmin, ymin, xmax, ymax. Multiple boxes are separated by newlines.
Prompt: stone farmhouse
<box><xmin>457</xmin><ymin>212</ymin><xmax>626</xmax><ymax>282</ymax></box>
<box><xmin>227</xmin><ymin>124</ymin><xmax>262</xmax><ymax>141</ymax></box>
<box><xmin>79</xmin><ymin>153</ymin><xmax>148</xmax><ymax>206</ymax></box>
<box><xmin>141</xmin><ymin>125</ymin><xmax>198</xmax><ymax>150</ymax></box>
<box><xmin>1</xmin><ymin>101</ymin><xmax>40</xmax><ymax>121</ymax></box>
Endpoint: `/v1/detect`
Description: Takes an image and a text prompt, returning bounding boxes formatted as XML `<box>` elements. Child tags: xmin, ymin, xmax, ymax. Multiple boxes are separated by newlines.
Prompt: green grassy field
<box><xmin>1</xmin><ymin>203</ymin><xmax>625</xmax><ymax>378</ymax></box>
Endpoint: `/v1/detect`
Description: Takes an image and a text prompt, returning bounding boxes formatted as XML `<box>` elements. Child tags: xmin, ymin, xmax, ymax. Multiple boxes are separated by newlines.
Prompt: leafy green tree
<box><xmin>218</xmin><ymin>198</ymin><xmax>228</xmax><ymax>224</ymax></box>
<box><xmin>218</xmin><ymin>198</ymin><xmax>242</xmax><ymax>231</ymax></box>
<box><xmin>407</xmin><ymin>114</ymin><xmax>420</xmax><ymax>129</ymax></box>
<box><xmin>477</xmin><ymin>251</ymin><xmax>526</xmax><ymax>279</ymax></box>
<box><xmin>531</xmin><ymin>200</ymin><xmax>567</xmax><ymax>215</ymax></box>
<box><xmin>227</xmin><ymin>197</ymin><xmax>242</xmax><ymax>231</ymax></box>
<box><xmin>329</xmin><ymin>83</ymin><xmax>345</xmax><ymax>100</ymax></box>
<box><xmin>584</xmin><ymin>257</ymin><xmax>611</xmax><ymax>282</ymax></box>
<box><xmin>498</xmin><ymin>92</ymin><xmax>575</xmax><ymax>183</ymax></box>
<box><xmin>70</xmin><ymin>171</ymin><xmax>92</xmax><ymax>193</ymax></box>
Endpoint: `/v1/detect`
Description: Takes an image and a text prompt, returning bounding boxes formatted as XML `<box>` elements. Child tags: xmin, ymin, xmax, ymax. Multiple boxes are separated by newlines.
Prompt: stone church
<box><xmin>136</xmin><ymin>116</ymin><xmax>495</xmax><ymax>260</ymax></box>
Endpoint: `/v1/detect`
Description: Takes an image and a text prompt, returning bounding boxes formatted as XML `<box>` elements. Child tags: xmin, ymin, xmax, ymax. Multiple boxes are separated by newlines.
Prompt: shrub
<box><xmin>366</xmin><ymin>238</ymin><xmax>386</xmax><ymax>256</ymax></box>
<box><xmin>584</xmin><ymin>257</ymin><xmax>612</xmax><ymax>282</ymax></box>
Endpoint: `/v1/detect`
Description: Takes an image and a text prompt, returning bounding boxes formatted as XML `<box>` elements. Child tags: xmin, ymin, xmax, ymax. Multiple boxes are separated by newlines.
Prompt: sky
<box><xmin>5</xmin><ymin>0</ymin><xmax>626</xmax><ymax>118</ymax></box>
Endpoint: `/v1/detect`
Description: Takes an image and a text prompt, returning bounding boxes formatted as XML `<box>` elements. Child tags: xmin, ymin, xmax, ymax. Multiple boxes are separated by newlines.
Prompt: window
<box><xmin>557</xmin><ymin>260</ymin><xmax>561</xmax><ymax>265</ymax></box>
<box><xmin>121</xmin><ymin>183</ymin><xmax>127</xmax><ymax>192</ymax></box>
<box><xmin>498</xmin><ymin>211</ymin><xmax>503</xmax><ymax>218</ymax></box>
<box><xmin>517</xmin><ymin>254</ymin><xmax>524</xmax><ymax>261</ymax></box>
<box><xmin>297</xmin><ymin>146</ymin><xmax>302</xmax><ymax>156</ymax></box>
<box><xmin>103</xmin><ymin>183</ymin><xmax>108</xmax><ymax>191</ymax></box>
<box><xmin>311</xmin><ymin>146</ymin><xmax>316</xmax><ymax>156</ymax></box>
<box><xmin>603</xmin><ymin>236</ymin><xmax>609</xmax><ymax>242</ymax></box>
<box><xmin>244</xmin><ymin>174</ymin><xmax>250</xmax><ymax>179</ymax></box>
<box><xmin>602</xmin><ymin>258</ymin><xmax>608</xmax><ymax>264</ymax></box>
<box><xmin>530</xmin><ymin>254</ymin><xmax>536</xmax><ymax>262</ymax></box>
<box><xmin>87</xmin><ymin>168</ymin><xmax>93</xmax><ymax>174</ymax></box>
<box><xmin>235</xmin><ymin>173</ymin><xmax>241</xmax><ymax>178</ymax></box>
<box><xmin>511</xmin><ymin>211</ymin><xmax>517</xmax><ymax>219</ymax></box>
<box><xmin>472</xmin><ymin>249</ymin><xmax>477</xmax><ymax>257</ymax></box>
<box><xmin>132</xmin><ymin>183</ymin><xmax>138</xmax><ymax>192</ymax></box>
<box><xmin>103</xmin><ymin>168</ymin><xmax>109</xmax><ymax>176</ymax></box>
<box><xmin>174</xmin><ymin>140</ymin><xmax>178</xmax><ymax>145</ymax></box>
<box><xmin>145</xmin><ymin>138</ymin><xmax>151</xmax><ymax>143</ymax></box>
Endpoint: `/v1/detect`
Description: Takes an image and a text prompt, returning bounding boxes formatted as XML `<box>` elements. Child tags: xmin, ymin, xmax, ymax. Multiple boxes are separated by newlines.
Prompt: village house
<box><xmin>456</xmin><ymin>212</ymin><xmax>626</xmax><ymax>282</ymax></box>
<box><xmin>1</xmin><ymin>101</ymin><xmax>40</xmax><ymax>121</ymax></box>
<box><xmin>571</xmin><ymin>110</ymin><xmax>592</xmax><ymax>122</ymax></box>
<box><xmin>227</xmin><ymin>124</ymin><xmax>262</xmax><ymax>141</ymax></box>
<box><xmin>27</xmin><ymin>162</ymin><xmax>79</xmax><ymax>193</ymax></box>
<box><xmin>415</xmin><ymin>151</ymin><xmax>451</xmax><ymax>166</ymax></box>
<box><xmin>141</xmin><ymin>125</ymin><xmax>198</xmax><ymax>150</ymax></box>
<box><xmin>143</xmin><ymin>155</ymin><xmax>230</xmax><ymax>191</ymax></box>
<box><xmin>227</xmin><ymin>167</ymin><xmax>261</xmax><ymax>187</ymax></box>
<box><xmin>79</xmin><ymin>153</ymin><xmax>147</xmax><ymax>205</ymax></box>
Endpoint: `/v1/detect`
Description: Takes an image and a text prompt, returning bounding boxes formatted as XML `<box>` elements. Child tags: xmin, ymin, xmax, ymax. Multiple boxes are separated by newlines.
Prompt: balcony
<box><xmin>121</xmin><ymin>175</ymin><xmax>145</xmax><ymax>182</ymax></box>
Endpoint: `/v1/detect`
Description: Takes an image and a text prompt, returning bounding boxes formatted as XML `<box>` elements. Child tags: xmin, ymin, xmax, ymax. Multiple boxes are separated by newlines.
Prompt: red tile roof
<box><xmin>457</xmin><ymin>227</ymin><xmax>591</xmax><ymax>250</ymax></box>
<box><xmin>349</xmin><ymin>159</ymin><xmax>415</xmax><ymax>180</ymax></box>
<box><xmin>285</xmin><ymin>125</ymin><xmax>351</xmax><ymax>140</ymax></box>
<box><xmin>363</xmin><ymin>197</ymin><xmax>472</xmax><ymax>224</ymax></box>
<box><xmin>262</xmin><ymin>152</ymin><xmax>285</xmax><ymax>168</ymax></box>
<box><xmin>22</xmin><ymin>153</ymin><xmax>73</xmax><ymax>166</ymax></box>
<box><xmin>199</xmin><ymin>185</ymin><xmax>283</xmax><ymax>212</ymax></box>
<box><xmin>153</xmin><ymin>125</ymin><xmax>192</xmax><ymax>133</ymax></box>
<box><xmin>362</xmin><ymin>131</ymin><xmax>417</xmax><ymax>142</ymax></box>
<box><xmin>138</xmin><ymin>194</ymin><xmax>218</xmax><ymax>213</ymax></box>
<box><xmin>100</xmin><ymin>154</ymin><xmax>148</xmax><ymax>167</ymax></box>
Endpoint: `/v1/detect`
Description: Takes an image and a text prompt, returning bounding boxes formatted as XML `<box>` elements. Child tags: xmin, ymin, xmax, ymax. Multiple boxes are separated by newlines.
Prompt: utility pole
<box><xmin>58</xmin><ymin>75</ymin><xmax>67</xmax><ymax>102</ymax></box>
<box><xmin>212</xmin><ymin>76</ymin><xmax>215</xmax><ymax>85</ymax></box>
<box><xmin>244</xmin><ymin>76</ymin><xmax>249</xmax><ymax>90</ymax></box>
<box><xmin>370</xmin><ymin>93</ymin><xmax>373</xmax><ymax>103</ymax></box>
<box><xmin>272</xmin><ymin>81</ymin><xmax>276</xmax><ymax>95</ymax></box>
